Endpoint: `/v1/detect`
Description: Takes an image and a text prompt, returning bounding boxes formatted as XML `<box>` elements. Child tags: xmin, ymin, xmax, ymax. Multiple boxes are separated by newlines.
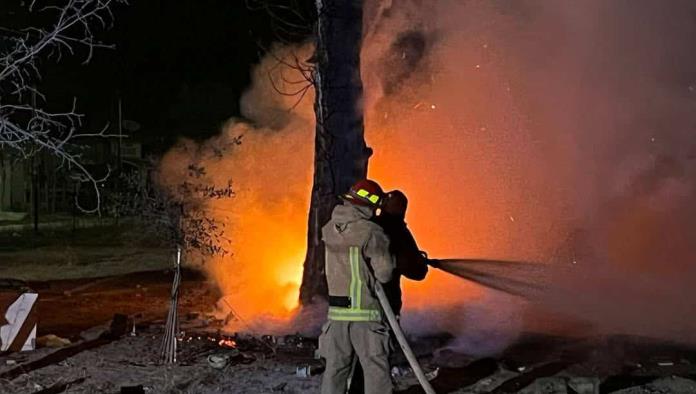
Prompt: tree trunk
<box><xmin>300</xmin><ymin>0</ymin><xmax>371</xmax><ymax>305</ymax></box>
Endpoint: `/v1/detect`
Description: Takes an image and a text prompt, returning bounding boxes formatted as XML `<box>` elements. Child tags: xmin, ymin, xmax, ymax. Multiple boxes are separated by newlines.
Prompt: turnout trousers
<box><xmin>319</xmin><ymin>320</ymin><xmax>392</xmax><ymax>394</ymax></box>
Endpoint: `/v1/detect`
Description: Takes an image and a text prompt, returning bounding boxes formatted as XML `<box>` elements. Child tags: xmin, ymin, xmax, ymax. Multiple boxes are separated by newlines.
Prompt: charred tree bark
<box><xmin>300</xmin><ymin>0</ymin><xmax>371</xmax><ymax>305</ymax></box>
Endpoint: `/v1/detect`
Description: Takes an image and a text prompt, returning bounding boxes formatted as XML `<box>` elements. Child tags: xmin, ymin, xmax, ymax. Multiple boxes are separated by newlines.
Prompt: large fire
<box><xmin>159</xmin><ymin>1</ymin><xmax>696</xmax><ymax>343</ymax></box>
<box><xmin>158</xmin><ymin>4</ymin><xmax>566</xmax><ymax>334</ymax></box>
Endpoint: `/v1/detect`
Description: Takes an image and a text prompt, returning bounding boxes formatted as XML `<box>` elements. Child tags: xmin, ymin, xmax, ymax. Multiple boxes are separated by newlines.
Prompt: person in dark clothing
<box><xmin>348</xmin><ymin>190</ymin><xmax>433</xmax><ymax>394</ymax></box>
<box><xmin>373</xmin><ymin>190</ymin><xmax>432</xmax><ymax>314</ymax></box>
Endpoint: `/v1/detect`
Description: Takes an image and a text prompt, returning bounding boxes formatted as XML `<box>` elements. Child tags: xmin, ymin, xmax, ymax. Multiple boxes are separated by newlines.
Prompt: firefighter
<box><xmin>348</xmin><ymin>189</ymin><xmax>433</xmax><ymax>394</ymax></box>
<box><xmin>376</xmin><ymin>189</ymin><xmax>434</xmax><ymax>314</ymax></box>
<box><xmin>319</xmin><ymin>179</ymin><xmax>396</xmax><ymax>394</ymax></box>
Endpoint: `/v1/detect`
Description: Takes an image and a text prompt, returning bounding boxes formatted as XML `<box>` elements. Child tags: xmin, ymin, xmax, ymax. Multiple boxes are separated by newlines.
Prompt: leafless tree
<box><xmin>245</xmin><ymin>0</ymin><xmax>314</xmax><ymax>45</ymax></box>
<box><xmin>244</xmin><ymin>0</ymin><xmax>316</xmax><ymax>111</ymax></box>
<box><xmin>0</xmin><ymin>0</ymin><xmax>126</xmax><ymax>213</ymax></box>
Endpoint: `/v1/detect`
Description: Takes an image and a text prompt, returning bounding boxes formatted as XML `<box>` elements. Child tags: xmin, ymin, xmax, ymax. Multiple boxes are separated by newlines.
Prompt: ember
<box><xmin>218</xmin><ymin>338</ymin><xmax>237</xmax><ymax>349</ymax></box>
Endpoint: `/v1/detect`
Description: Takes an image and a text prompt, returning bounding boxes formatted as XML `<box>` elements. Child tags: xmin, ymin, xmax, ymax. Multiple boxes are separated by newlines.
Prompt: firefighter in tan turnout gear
<box><xmin>319</xmin><ymin>179</ymin><xmax>396</xmax><ymax>394</ymax></box>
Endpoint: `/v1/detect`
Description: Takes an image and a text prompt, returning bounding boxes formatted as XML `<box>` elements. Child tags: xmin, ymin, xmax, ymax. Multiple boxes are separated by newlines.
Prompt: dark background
<box><xmin>0</xmin><ymin>0</ymin><xmax>315</xmax><ymax>152</ymax></box>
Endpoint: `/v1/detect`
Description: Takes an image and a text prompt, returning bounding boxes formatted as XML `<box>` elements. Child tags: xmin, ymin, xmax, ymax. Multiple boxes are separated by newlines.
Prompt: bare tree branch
<box><xmin>0</xmin><ymin>0</ymin><xmax>127</xmax><ymax>213</ymax></box>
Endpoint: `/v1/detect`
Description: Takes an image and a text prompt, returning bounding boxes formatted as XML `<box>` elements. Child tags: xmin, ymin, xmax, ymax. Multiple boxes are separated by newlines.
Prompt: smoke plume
<box><xmin>160</xmin><ymin>0</ymin><xmax>696</xmax><ymax>350</ymax></box>
<box><xmin>364</xmin><ymin>0</ymin><xmax>696</xmax><ymax>351</ymax></box>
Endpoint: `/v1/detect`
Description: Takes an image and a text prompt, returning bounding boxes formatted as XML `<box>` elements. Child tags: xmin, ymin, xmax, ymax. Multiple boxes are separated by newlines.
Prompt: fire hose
<box><xmin>370</xmin><ymin>258</ymin><xmax>545</xmax><ymax>394</ymax></box>
<box><xmin>375</xmin><ymin>281</ymin><xmax>437</xmax><ymax>394</ymax></box>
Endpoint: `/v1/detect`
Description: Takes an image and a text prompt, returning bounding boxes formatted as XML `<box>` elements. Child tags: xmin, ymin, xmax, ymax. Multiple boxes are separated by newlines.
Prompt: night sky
<box><xmin>1</xmin><ymin>1</ymin><xmax>315</xmax><ymax>151</ymax></box>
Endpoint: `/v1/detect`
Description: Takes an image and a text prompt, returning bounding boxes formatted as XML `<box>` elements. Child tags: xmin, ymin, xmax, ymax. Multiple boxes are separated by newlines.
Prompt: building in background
<box><xmin>0</xmin><ymin>121</ymin><xmax>145</xmax><ymax>220</ymax></box>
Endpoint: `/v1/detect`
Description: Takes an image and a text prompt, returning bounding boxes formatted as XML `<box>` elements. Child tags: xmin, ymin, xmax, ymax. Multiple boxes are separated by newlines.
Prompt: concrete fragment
<box><xmin>521</xmin><ymin>377</ymin><xmax>567</xmax><ymax>394</ymax></box>
<box><xmin>207</xmin><ymin>353</ymin><xmax>230</xmax><ymax>369</ymax></box>
<box><xmin>0</xmin><ymin>290</ymin><xmax>38</xmax><ymax>352</ymax></box>
<box><xmin>568</xmin><ymin>377</ymin><xmax>600</xmax><ymax>394</ymax></box>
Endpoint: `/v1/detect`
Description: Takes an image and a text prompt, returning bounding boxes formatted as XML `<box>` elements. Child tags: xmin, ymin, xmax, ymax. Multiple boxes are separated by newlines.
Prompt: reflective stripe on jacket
<box><xmin>322</xmin><ymin>202</ymin><xmax>395</xmax><ymax>322</ymax></box>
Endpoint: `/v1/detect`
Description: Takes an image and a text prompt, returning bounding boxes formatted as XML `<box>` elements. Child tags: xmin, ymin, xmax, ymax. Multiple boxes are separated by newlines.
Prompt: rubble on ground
<box><xmin>3</xmin><ymin>274</ymin><xmax>696</xmax><ymax>393</ymax></box>
<box><xmin>2</xmin><ymin>327</ymin><xmax>696</xmax><ymax>394</ymax></box>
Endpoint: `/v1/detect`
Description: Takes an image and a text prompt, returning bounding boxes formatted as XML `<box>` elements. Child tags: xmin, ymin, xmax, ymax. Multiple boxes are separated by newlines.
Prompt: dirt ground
<box><xmin>2</xmin><ymin>268</ymin><xmax>696</xmax><ymax>394</ymax></box>
<box><xmin>0</xmin><ymin>225</ymin><xmax>171</xmax><ymax>282</ymax></box>
<box><xmin>2</xmin><ymin>317</ymin><xmax>696</xmax><ymax>393</ymax></box>
<box><xmin>0</xmin><ymin>332</ymin><xmax>324</xmax><ymax>394</ymax></box>
<box><xmin>3</xmin><ymin>231</ymin><xmax>696</xmax><ymax>393</ymax></box>
<box><xmin>29</xmin><ymin>269</ymin><xmax>216</xmax><ymax>338</ymax></box>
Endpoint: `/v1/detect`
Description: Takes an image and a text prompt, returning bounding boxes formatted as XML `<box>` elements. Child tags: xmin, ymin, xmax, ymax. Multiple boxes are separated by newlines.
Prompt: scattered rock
<box><xmin>612</xmin><ymin>376</ymin><xmax>696</xmax><ymax>394</ymax></box>
<box><xmin>80</xmin><ymin>323</ymin><xmax>110</xmax><ymax>341</ymax></box>
<box><xmin>207</xmin><ymin>354</ymin><xmax>231</xmax><ymax>369</ymax></box>
<box><xmin>568</xmin><ymin>377</ymin><xmax>600</xmax><ymax>394</ymax></box>
<box><xmin>522</xmin><ymin>377</ymin><xmax>567</xmax><ymax>394</ymax></box>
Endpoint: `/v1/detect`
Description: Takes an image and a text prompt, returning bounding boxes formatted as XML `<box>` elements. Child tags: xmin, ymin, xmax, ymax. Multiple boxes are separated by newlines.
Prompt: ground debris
<box><xmin>0</xmin><ymin>313</ymin><xmax>129</xmax><ymax>381</ymax></box>
<box><xmin>36</xmin><ymin>335</ymin><xmax>71</xmax><ymax>349</ymax></box>
<box><xmin>3</xmin><ymin>325</ymin><xmax>696</xmax><ymax>394</ymax></box>
<box><xmin>31</xmin><ymin>377</ymin><xmax>86</xmax><ymax>394</ymax></box>
<box><xmin>610</xmin><ymin>376</ymin><xmax>696</xmax><ymax>394</ymax></box>
<box><xmin>120</xmin><ymin>385</ymin><xmax>145</xmax><ymax>394</ymax></box>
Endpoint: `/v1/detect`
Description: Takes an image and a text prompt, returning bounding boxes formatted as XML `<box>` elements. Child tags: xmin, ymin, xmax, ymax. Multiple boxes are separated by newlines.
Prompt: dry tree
<box><xmin>108</xmin><ymin>156</ymin><xmax>236</xmax><ymax>365</ymax></box>
<box><xmin>0</xmin><ymin>0</ymin><xmax>127</xmax><ymax>213</ymax></box>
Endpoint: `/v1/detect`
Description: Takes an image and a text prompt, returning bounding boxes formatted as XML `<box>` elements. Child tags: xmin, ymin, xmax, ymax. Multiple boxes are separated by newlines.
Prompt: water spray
<box><xmin>432</xmin><ymin>259</ymin><xmax>547</xmax><ymax>300</ymax></box>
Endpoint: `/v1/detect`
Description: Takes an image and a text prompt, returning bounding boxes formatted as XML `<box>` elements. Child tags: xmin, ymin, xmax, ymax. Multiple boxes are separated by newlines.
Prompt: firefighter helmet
<box><xmin>341</xmin><ymin>179</ymin><xmax>385</xmax><ymax>208</ymax></box>
<box><xmin>382</xmin><ymin>190</ymin><xmax>408</xmax><ymax>218</ymax></box>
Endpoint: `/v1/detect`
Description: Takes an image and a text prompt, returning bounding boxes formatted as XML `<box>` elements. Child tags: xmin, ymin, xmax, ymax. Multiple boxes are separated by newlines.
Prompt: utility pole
<box><xmin>117</xmin><ymin>96</ymin><xmax>123</xmax><ymax>170</ymax></box>
<box><xmin>31</xmin><ymin>87</ymin><xmax>39</xmax><ymax>235</ymax></box>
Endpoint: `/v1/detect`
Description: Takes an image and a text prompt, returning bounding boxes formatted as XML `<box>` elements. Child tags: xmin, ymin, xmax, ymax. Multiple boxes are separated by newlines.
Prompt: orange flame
<box><xmin>218</xmin><ymin>338</ymin><xmax>237</xmax><ymax>349</ymax></box>
<box><xmin>159</xmin><ymin>4</ymin><xmax>570</xmax><ymax>334</ymax></box>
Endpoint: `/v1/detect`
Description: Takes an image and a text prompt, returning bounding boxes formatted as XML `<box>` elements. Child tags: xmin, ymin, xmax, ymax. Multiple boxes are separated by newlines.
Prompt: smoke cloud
<box><xmin>364</xmin><ymin>0</ymin><xmax>696</xmax><ymax>351</ymax></box>
<box><xmin>159</xmin><ymin>44</ymin><xmax>316</xmax><ymax>333</ymax></box>
<box><xmin>160</xmin><ymin>1</ymin><xmax>696</xmax><ymax>350</ymax></box>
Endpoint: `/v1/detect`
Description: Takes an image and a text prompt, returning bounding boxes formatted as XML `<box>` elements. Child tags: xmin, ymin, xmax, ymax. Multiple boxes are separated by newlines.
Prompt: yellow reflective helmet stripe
<box><xmin>355</xmin><ymin>189</ymin><xmax>380</xmax><ymax>205</ymax></box>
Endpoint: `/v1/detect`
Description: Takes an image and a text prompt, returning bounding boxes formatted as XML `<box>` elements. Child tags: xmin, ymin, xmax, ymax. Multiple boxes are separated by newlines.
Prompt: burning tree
<box><xmin>0</xmin><ymin>0</ymin><xmax>126</xmax><ymax>213</ymax></box>
<box><xmin>300</xmin><ymin>0</ymin><xmax>371</xmax><ymax>304</ymax></box>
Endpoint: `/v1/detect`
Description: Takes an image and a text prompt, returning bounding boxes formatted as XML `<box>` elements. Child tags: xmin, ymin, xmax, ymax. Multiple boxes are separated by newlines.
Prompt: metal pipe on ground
<box><xmin>160</xmin><ymin>246</ymin><xmax>182</xmax><ymax>364</ymax></box>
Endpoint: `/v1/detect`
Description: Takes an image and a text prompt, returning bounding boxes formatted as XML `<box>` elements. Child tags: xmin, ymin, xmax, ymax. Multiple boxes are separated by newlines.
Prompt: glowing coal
<box><xmin>218</xmin><ymin>338</ymin><xmax>237</xmax><ymax>349</ymax></box>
